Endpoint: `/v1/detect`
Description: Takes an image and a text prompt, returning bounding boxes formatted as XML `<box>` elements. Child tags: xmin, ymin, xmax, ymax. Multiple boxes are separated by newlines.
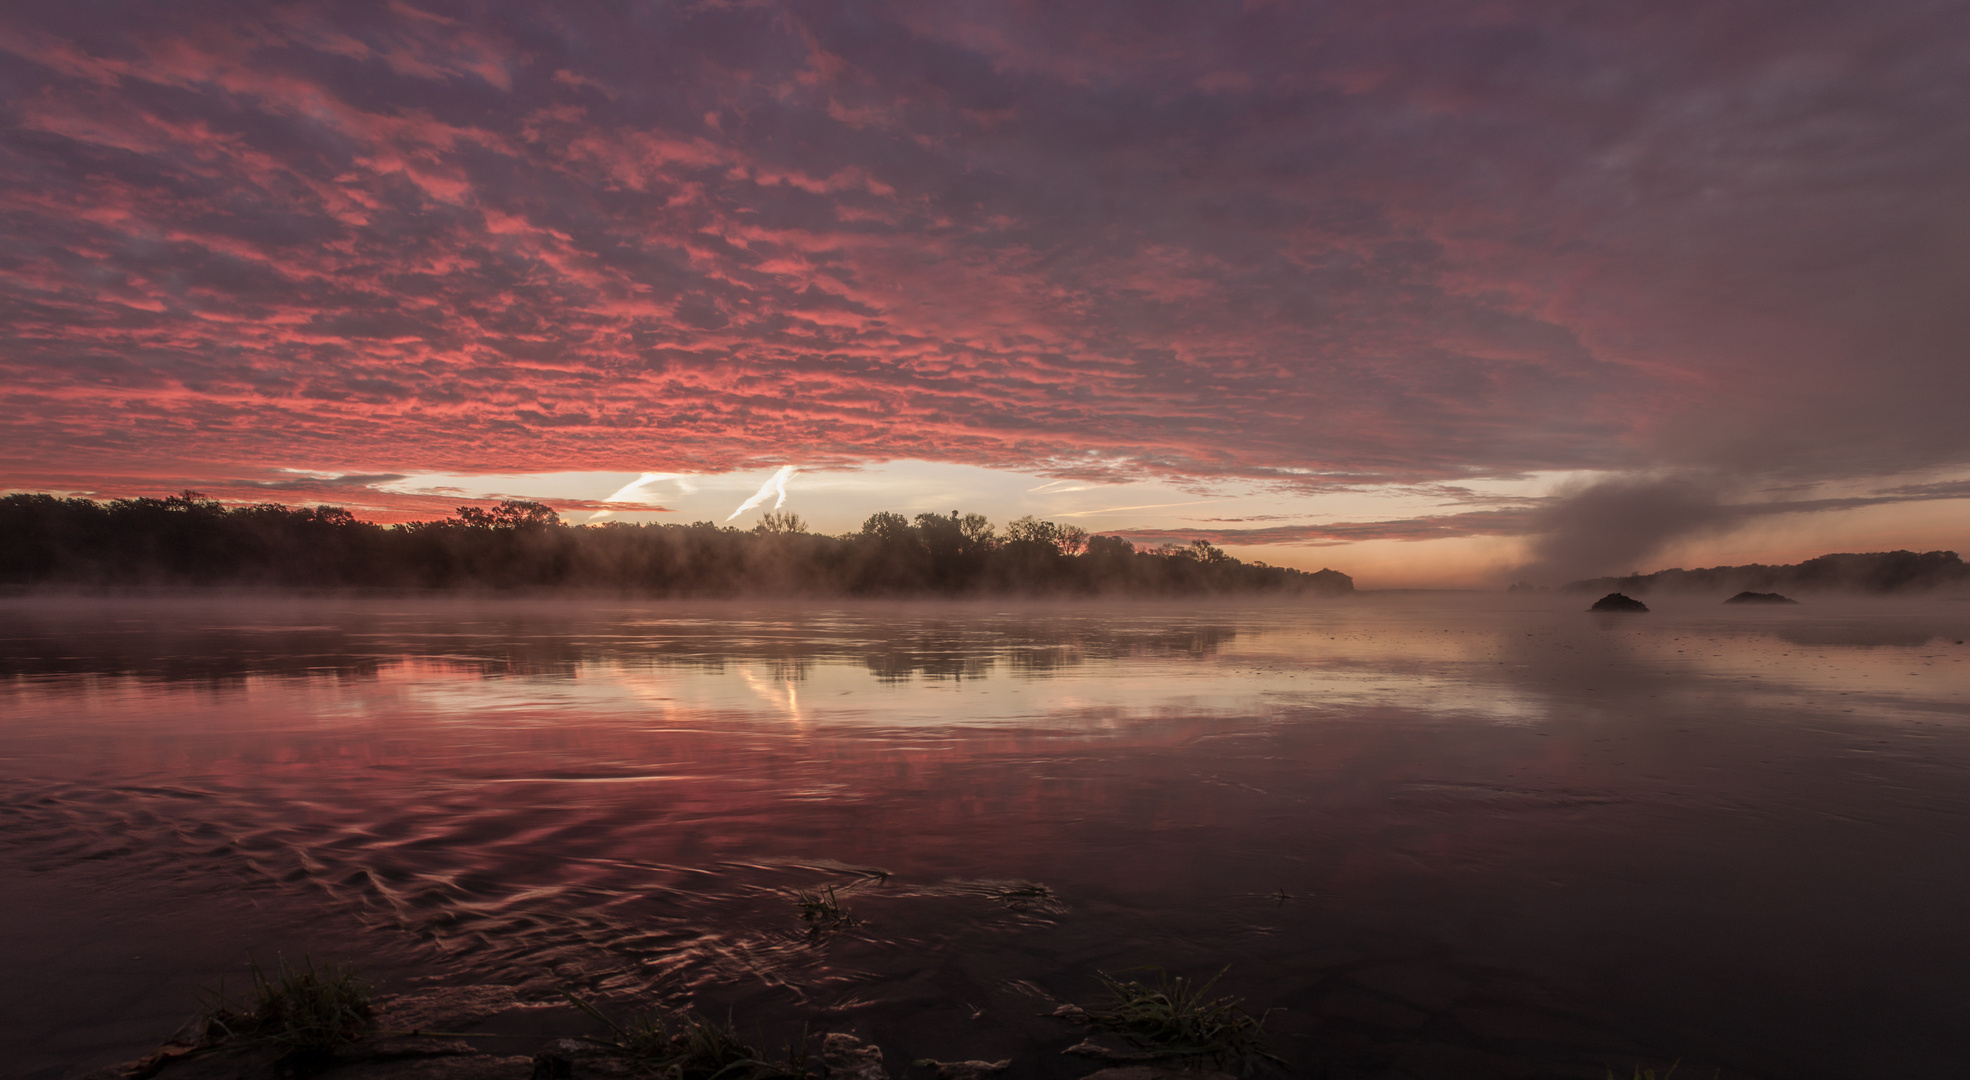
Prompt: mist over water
<box><xmin>1515</xmin><ymin>475</ymin><xmax>1739</xmax><ymax>585</ymax></box>
<box><xmin>3</xmin><ymin>595</ymin><xmax>1969</xmax><ymax>1079</ymax></box>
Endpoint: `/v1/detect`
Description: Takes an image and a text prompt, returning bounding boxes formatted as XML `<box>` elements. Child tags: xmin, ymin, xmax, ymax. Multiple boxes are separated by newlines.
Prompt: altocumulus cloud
<box><xmin>0</xmin><ymin>0</ymin><xmax>1967</xmax><ymax>524</ymax></box>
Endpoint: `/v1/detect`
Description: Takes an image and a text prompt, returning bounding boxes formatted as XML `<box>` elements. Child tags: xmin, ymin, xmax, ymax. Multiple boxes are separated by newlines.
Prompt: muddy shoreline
<box><xmin>76</xmin><ymin>984</ymin><xmax>1238</xmax><ymax>1080</ymax></box>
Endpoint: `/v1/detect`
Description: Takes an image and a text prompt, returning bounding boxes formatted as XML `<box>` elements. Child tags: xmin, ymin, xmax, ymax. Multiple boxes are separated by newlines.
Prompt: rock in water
<box><xmin>823</xmin><ymin>1033</ymin><xmax>890</xmax><ymax>1080</ymax></box>
<box><xmin>917</xmin><ymin>1059</ymin><xmax>1012</xmax><ymax>1080</ymax></box>
<box><xmin>1589</xmin><ymin>593</ymin><xmax>1649</xmax><ymax>612</ymax></box>
<box><xmin>1724</xmin><ymin>591</ymin><xmax>1798</xmax><ymax>604</ymax></box>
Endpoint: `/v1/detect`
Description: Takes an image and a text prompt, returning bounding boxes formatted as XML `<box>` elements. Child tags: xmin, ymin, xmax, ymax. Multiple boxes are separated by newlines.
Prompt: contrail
<box><xmin>727</xmin><ymin>466</ymin><xmax>797</xmax><ymax>521</ymax></box>
<box><xmin>586</xmin><ymin>472</ymin><xmax>681</xmax><ymax>521</ymax></box>
<box><xmin>602</xmin><ymin>472</ymin><xmax>680</xmax><ymax>503</ymax></box>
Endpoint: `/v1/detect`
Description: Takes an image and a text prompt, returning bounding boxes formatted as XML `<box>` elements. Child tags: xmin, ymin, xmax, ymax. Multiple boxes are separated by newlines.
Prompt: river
<box><xmin>3</xmin><ymin>593</ymin><xmax>1967</xmax><ymax>1078</ymax></box>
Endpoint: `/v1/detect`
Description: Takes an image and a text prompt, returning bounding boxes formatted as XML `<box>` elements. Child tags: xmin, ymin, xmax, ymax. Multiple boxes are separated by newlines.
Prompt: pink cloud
<box><xmin>0</xmin><ymin>0</ymin><xmax>1963</xmax><ymax>518</ymax></box>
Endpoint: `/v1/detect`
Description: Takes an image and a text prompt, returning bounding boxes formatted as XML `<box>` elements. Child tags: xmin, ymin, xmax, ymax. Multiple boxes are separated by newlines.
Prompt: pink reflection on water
<box><xmin>1</xmin><ymin>595</ymin><xmax>1968</xmax><ymax>1078</ymax></box>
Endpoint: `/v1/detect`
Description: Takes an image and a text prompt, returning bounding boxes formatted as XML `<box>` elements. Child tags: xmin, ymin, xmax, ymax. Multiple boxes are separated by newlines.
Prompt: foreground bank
<box><xmin>82</xmin><ymin>977</ymin><xmax>1255</xmax><ymax>1080</ymax></box>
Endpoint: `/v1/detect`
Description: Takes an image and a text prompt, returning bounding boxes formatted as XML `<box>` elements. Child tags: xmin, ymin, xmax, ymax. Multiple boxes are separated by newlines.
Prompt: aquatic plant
<box><xmin>1081</xmin><ymin>966</ymin><xmax>1281</xmax><ymax>1073</ymax></box>
<box><xmin>562</xmin><ymin>991</ymin><xmax>811</xmax><ymax>1079</ymax></box>
<box><xmin>793</xmin><ymin>884</ymin><xmax>858</xmax><ymax>929</ymax></box>
<box><xmin>201</xmin><ymin>955</ymin><xmax>374</xmax><ymax>1053</ymax></box>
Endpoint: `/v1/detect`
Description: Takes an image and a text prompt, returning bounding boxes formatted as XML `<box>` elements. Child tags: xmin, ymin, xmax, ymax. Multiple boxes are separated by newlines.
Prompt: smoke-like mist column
<box><xmin>1517</xmin><ymin>475</ymin><xmax>1743</xmax><ymax>584</ymax></box>
<box><xmin>727</xmin><ymin>466</ymin><xmax>797</xmax><ymax>521</ymax></box>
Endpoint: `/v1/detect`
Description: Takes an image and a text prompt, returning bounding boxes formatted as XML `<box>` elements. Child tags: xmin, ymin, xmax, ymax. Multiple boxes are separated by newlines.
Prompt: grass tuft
<box><xmin>562</xmin><ymin>990</ymin><xmax>812</xmax><ymax>1079</ymax></box>
<box><xmin>1082</xmin><ymin>966</ymin><xmax>1281</xmax><ymax>1074</ymax></box>
<box><xmin>201</xmin><ymin>955</ymin><xmax>373</xmax><ymax>1054</ymax></box>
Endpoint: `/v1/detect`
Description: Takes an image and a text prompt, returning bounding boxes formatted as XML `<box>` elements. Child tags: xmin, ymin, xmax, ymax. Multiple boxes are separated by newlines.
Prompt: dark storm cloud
<box><xmin>0</xmin><ymin>0</ymin><xmax>1966</xmax><ymax>509</ymax></box>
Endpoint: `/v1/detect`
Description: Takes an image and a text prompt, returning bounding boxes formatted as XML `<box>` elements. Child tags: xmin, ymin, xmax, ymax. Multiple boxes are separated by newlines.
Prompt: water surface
<box><xmin>3</xmin><ymin>593</ymin><xmax>1968</xmax><ymax>1078</ymax></box>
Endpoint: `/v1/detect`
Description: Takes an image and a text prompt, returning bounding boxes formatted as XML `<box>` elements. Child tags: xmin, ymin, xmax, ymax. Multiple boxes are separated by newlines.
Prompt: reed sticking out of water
<box><xmin>793</xmin><ymin>884</ymin><xmax>857</xmax><ymax>929</ymax></box>
<box><xmin>561</xmin><ymin>990</ymin><xmax>811</xmax><ymax>1079</ymax></box>
<box><xmin>200</xmin><ymin>955</ymin><xmax>374</xmax><ymax>1053</ymax></box>
<box><xmin>1082</xmin><ymin>966</ymin><xmax>1282</xmax><ymax>1074</ymax></box>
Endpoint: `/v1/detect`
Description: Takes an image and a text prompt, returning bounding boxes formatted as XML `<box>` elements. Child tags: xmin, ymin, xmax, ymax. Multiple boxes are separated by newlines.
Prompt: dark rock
<box><xmin>915</xmin><ymin>1058</ymin><xmax>1011</xmax><ymax>1080</ymax></box>
<box><xmin>821</xmin><ymin>1033</ymin><xmax>889</xmax><ymax>1080</ymax></box>
<box><xmin>530</xmin><ymin>1052</ymin><xmax>574</xmax><ymax>1079</ymax></box>
<box><xmin>1588</xmin><ymin>593</ymin><xmax>1648</xmax><ymax>612</ymax></box>
<box><xmin>1724</xmin><ymin>591</ymin><xmax>1797</xmax><ymax>604</ymax></box>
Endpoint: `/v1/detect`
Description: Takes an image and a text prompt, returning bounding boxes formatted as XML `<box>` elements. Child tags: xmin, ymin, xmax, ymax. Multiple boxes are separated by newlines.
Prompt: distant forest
<box><xmin>1559</xmin><ymin>550</ymin><xmax>1969</xmax><ymax>596</ymax></box>
<box><xmin>0</xmin><ymin>492</ymin><xmax>1353</xmax><ymax>598</ymax></box>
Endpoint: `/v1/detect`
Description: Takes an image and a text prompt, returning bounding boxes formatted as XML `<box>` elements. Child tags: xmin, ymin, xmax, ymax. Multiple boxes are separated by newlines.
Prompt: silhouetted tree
<box><xmin>1563</xmin><ymin>550</ymin><xmax>1969</xmax><ymax>595</ymax></box>
<box><xmin>0</xmin><ymin>493</ymin><xmax>1355</xmax><ymax>598</ymax></box>
<box><xmin>755</xmin><ymin>511</ymin><xmax>808</xmax><ymax>534</ymax></box>
<box><xmin>453</xmin><ymin>500</ymin><xmax>562</xmax><ymax>530</ymax></box>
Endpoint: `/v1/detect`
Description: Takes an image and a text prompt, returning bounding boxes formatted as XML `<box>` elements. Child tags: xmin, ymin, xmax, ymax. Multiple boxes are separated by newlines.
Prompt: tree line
<box><xmin>0</xmin><ymin>492</ymin><xmax>1353</xmax><ymax>597</ymax></box>
<box><xmin>1558</xmin><ymin>549</ymin><xmax>1968</xmax><ymax>595</ymax></box>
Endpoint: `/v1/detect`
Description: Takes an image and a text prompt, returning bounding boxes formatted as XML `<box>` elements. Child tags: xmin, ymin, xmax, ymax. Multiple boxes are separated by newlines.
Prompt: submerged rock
<box><xmin>1724</xmin><ymin>591</ymin><xmax>1798</xmax><ymax>604</ymax></box>
<box><xmin>1588</xmin><ymin>593</ymin><xmax>1649</xmax><ymax>612</ymax></box>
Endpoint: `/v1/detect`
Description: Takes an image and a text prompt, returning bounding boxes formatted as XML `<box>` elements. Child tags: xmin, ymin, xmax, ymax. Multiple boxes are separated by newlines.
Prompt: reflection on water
<box><xmin>2</xmin><ymin>594</ymin><xmax>1969</xmax><ymax>1079</ymax></box>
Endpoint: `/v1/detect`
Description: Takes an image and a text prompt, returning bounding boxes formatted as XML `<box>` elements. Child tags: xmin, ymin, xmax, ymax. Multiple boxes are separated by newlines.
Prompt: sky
<box><xmin>2</xmin><ymin>1</ymin><xmax>1967</xmax><ymax>587</ymax></box>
